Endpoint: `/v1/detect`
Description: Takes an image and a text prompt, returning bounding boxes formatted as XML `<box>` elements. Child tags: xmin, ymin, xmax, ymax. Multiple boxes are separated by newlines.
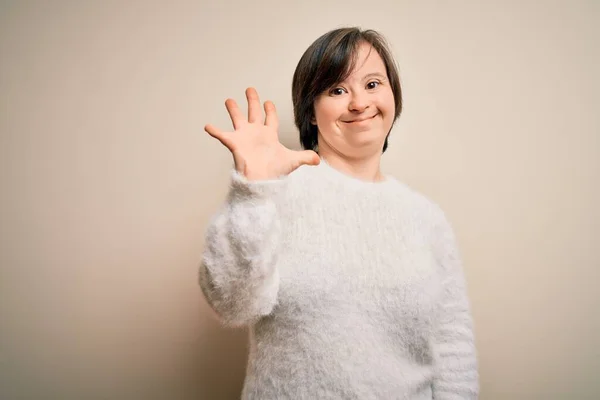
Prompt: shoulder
<box><xmin>387</xmin><ymin>178</ymin><xmax>448</xmax><ymax>221</ymax></box>
<box><xmin>386</xmin><ymin>181</ymin><xmax>465</xmax><ymax>271</ymax></box>
<box><xmin>384</xmin><ymin>178</ymin><xmax>459</xmax><ymax>246</ymax></box>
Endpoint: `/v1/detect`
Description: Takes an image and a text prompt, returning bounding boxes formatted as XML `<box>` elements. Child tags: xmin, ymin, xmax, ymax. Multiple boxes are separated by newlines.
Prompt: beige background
<box><xmin>1</xmin><ymin>1</ymin><xmax>598</xmax><ymax>399</ymax></box>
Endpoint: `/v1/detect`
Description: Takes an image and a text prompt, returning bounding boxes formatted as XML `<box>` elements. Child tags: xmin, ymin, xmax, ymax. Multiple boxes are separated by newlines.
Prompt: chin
<box><xmin>343</xmin><ymin>138</ymin><xmax>386</xmax><ymax>156</ymax></box>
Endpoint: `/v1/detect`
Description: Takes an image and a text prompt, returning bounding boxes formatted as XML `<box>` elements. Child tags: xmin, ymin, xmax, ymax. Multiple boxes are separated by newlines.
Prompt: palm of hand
<box><xmin>204</xmin><ymin>87</ymin><xmax>320</xmax><ymax>181</ymax></box>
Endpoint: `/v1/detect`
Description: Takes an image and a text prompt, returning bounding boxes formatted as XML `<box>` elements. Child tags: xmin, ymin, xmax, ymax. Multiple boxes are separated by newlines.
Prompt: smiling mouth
<box><xmin>343</xmin><ymin>114</ymin><xmax>378</xmax><ymax>123</ymax></box>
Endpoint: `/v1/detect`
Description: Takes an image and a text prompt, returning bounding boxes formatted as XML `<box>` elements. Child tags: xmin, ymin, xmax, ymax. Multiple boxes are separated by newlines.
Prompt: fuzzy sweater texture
<box><xmin>199</xmin><ymin>160</ymin><xmax>479</xmax><ymax>399</ymax></box>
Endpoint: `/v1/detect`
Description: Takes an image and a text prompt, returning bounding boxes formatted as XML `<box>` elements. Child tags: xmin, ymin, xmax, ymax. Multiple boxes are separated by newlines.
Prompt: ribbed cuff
<box><xmin>228</xmin><ymin>169</ymin><xmax>288</xmax><ymax>202</ymax></box>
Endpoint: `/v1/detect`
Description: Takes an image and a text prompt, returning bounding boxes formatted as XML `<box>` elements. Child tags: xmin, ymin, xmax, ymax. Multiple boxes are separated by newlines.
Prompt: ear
<box><xmin>311</xmin><ymin>116</ymin><xmax>317</xmax><ymax>125</ymax></box>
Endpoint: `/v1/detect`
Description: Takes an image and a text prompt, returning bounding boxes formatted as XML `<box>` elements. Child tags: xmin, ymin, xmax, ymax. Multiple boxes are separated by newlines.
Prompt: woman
<box><xmin>200</xmin><ymin>27</ymin><xmax>479</xmax><ymax>399</ymax></box>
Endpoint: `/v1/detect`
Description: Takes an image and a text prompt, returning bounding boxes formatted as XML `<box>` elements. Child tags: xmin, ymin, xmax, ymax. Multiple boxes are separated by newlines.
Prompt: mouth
<box><xmin>342</xmin><ymin>113</ymin><xmax>378</xmax><ymax>123</ymax></box>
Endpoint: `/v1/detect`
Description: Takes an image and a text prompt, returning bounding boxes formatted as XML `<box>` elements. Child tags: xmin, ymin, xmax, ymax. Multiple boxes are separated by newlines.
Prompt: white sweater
<box><xmin>199</xmin><ymin>159</ymin><xmax>479</xmax><ymax>399</ymax></box>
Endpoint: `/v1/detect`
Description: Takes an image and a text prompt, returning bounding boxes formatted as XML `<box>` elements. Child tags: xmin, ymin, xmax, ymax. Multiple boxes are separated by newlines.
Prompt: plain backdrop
<box><xmin>1</xmin><ymin>1</ymin><xmax>598</xmax><ymax>399</ymax></box>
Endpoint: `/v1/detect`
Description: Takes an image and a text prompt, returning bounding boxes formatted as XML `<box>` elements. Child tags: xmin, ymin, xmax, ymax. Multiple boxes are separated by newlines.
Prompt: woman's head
<box><xmin>292</xmin><ymin>27</ymin><xmax>402</xmax><ymax>158</ymax></box>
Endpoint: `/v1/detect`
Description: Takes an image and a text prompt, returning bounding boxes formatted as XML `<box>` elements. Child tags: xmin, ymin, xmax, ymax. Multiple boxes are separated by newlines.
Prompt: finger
<box><xmin>204</xmin><ymin>124</ymin><xmax>230</xmax><ymax>148</ymax></box>
<box><xmin>225</xmin><ymin>99</ymin><xmax>244</xmax><ymax>130</ymax></box>
<box><xmin>246</xmin><ymin>87</ymin><xmax>263</xmax><ymax>124</ymax></box>
<box><xmin>264</xmin><ymin>100</ymin><xmax>279</xmax><ymax>131</ymax></box>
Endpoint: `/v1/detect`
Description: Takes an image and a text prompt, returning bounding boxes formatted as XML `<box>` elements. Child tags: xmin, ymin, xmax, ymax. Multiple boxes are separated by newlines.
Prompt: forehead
<box><xmin>346</xmin><ymin>42</ymin><xmax>387</xmax><ymax>79</ymax></box>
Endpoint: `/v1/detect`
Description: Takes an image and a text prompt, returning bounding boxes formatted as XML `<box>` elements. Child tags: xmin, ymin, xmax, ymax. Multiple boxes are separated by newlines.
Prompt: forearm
<box><xmin>431</xmin><ymin>209</ymin><xmax>479</xmax><ymax>399</ymax></box>
<box><xmin>432</xmin><ymin>285</ymin><xmax>479</xmax><ymax>399</ymax></box>
<box><xmin>199</xmin><ymin>170</ymin><xmax>286</xmax><ymax>327</ymax></box>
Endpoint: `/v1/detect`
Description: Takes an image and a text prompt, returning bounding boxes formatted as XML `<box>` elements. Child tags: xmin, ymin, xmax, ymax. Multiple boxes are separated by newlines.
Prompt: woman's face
<box><xmin>313</xmin><ymin>41</ymin><xmax>396</xmax><ymax>158</ymax></box>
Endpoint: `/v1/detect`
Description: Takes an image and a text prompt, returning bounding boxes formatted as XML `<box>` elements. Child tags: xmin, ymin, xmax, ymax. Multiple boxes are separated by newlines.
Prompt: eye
<box><xmin>366</xmin><ymin>81</ymin><xmax>380</xmax><ymax>90</ymax></box>
<box><xmin>329</xmin><ymin>87</ymin><xmax>346</xmax><ymax>96</ymax></box>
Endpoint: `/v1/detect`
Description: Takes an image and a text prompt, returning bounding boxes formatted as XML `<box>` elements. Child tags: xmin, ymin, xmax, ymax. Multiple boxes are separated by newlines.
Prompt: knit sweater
<box><xmin>199</xmin><ymin>159</ymin><xmax>479</xmax><ymax>399</ymax></box>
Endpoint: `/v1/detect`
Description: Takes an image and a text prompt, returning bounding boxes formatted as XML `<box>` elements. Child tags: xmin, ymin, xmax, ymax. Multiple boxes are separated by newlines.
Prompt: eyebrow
<box><xmin>361</xmin><ymin>72</ymin><xmax>386</xmax><ymax>80</ymax></box>
<box><xmin>334</xmin><ymin>72</ymin><xmax>387</xmax><ymax>87</ymax></box>
<box><xmin>339</xmin><ymin>72</ymin><xmax>387</xmax><ymax>84</ymax></box>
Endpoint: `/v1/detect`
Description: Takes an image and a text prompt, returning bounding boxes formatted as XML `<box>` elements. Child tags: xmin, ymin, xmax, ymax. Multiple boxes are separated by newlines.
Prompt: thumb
<box><xmin>296</xmin><ymin>150</ymin><xmax>320</xmax><ymax>167</ymax></box>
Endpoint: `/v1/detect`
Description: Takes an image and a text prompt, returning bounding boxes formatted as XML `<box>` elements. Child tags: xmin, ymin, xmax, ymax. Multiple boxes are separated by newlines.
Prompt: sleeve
<box><xmin>198</xmin><ymin>170</ymin><xmax>287</xmax><ymax>327</ymax></box>
<box><xmin>431</xmin><ymin>209</ymin><xmax>479</xmax><ymax>399</ymax></box>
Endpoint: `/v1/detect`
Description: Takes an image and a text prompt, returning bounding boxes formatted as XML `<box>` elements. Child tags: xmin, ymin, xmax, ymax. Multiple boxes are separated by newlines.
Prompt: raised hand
<box><xmin>205</xmin><ymin>87</ymin><xmax>320</xmax><ymax>181</ymax></box>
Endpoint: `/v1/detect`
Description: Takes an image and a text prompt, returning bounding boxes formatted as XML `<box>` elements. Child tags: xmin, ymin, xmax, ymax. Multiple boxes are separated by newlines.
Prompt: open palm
<box><xmin>205</xmin><ymin>87</ymin><xmax>320</xmax><ymax>181</ymax></box>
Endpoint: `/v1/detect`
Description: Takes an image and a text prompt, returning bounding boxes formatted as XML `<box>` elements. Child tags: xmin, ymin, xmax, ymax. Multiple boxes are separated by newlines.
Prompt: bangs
<box><xmin>307</xmin><ymin>31</ymin><xmax>362</xmax><ymax>97</ymax></box>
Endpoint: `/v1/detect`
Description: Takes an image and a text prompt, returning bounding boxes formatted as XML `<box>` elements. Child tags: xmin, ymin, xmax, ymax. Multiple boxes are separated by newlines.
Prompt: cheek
<box><xmin>381</xmin><ymin>90</ymin><xmax>396</xmax><ymax>113</ymax></box>
<box><xmin>315</xmin><ymin>100</ymin><xmax>342</xmax><ymax>125</ymax></box>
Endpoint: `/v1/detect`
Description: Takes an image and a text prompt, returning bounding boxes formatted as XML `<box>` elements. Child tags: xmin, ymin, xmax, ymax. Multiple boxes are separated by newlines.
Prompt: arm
<box><xmin>431</xmin><ymin>210</ymin><xmax>479</xmax><ymax>399</ymax></box>
<box><xmin>200</xmin><ymin>87</ymin><xmax>318</xmax><ymax>326</ymax></box>
<box><xmin>198</xmin><ymin>170</ymin><xmax>286</xmax><ymax>327</ymax></box>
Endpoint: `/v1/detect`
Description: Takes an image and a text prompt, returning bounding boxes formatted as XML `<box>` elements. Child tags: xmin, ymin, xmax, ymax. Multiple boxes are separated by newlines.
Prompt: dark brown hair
<box><xmin>292</xmin><ymin>27</ymin><xmax>402</xmax><ymax>153</ymax></box>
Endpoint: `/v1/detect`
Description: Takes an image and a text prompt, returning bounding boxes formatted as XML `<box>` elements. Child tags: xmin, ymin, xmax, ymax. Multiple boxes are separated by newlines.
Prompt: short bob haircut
<box><xmin>292</xmin><ymin>27</ymin><xmax>402</xmax><ymax>153</ymax></box>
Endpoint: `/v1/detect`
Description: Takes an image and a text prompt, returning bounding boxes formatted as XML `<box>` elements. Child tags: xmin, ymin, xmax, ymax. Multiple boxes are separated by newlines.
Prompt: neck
<box><xmin>318</xmin><ymin>150</ymin><xmax>384</xmax><ymax>182</ymax></box>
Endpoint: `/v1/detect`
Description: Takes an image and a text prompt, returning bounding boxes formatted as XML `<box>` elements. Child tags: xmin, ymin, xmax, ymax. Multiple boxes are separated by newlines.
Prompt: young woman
<box><xmin>200</xmin><ymin>27</ymin><xmax>479</xmax><ymax>399</ymax></box>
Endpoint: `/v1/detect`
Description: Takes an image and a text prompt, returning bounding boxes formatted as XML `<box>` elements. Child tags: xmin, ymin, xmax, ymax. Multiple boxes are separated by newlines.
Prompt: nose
<box><xmin>348</xmin><ymin>90</ymin><xmax>370</xmax><ymax>112</ymax></box>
